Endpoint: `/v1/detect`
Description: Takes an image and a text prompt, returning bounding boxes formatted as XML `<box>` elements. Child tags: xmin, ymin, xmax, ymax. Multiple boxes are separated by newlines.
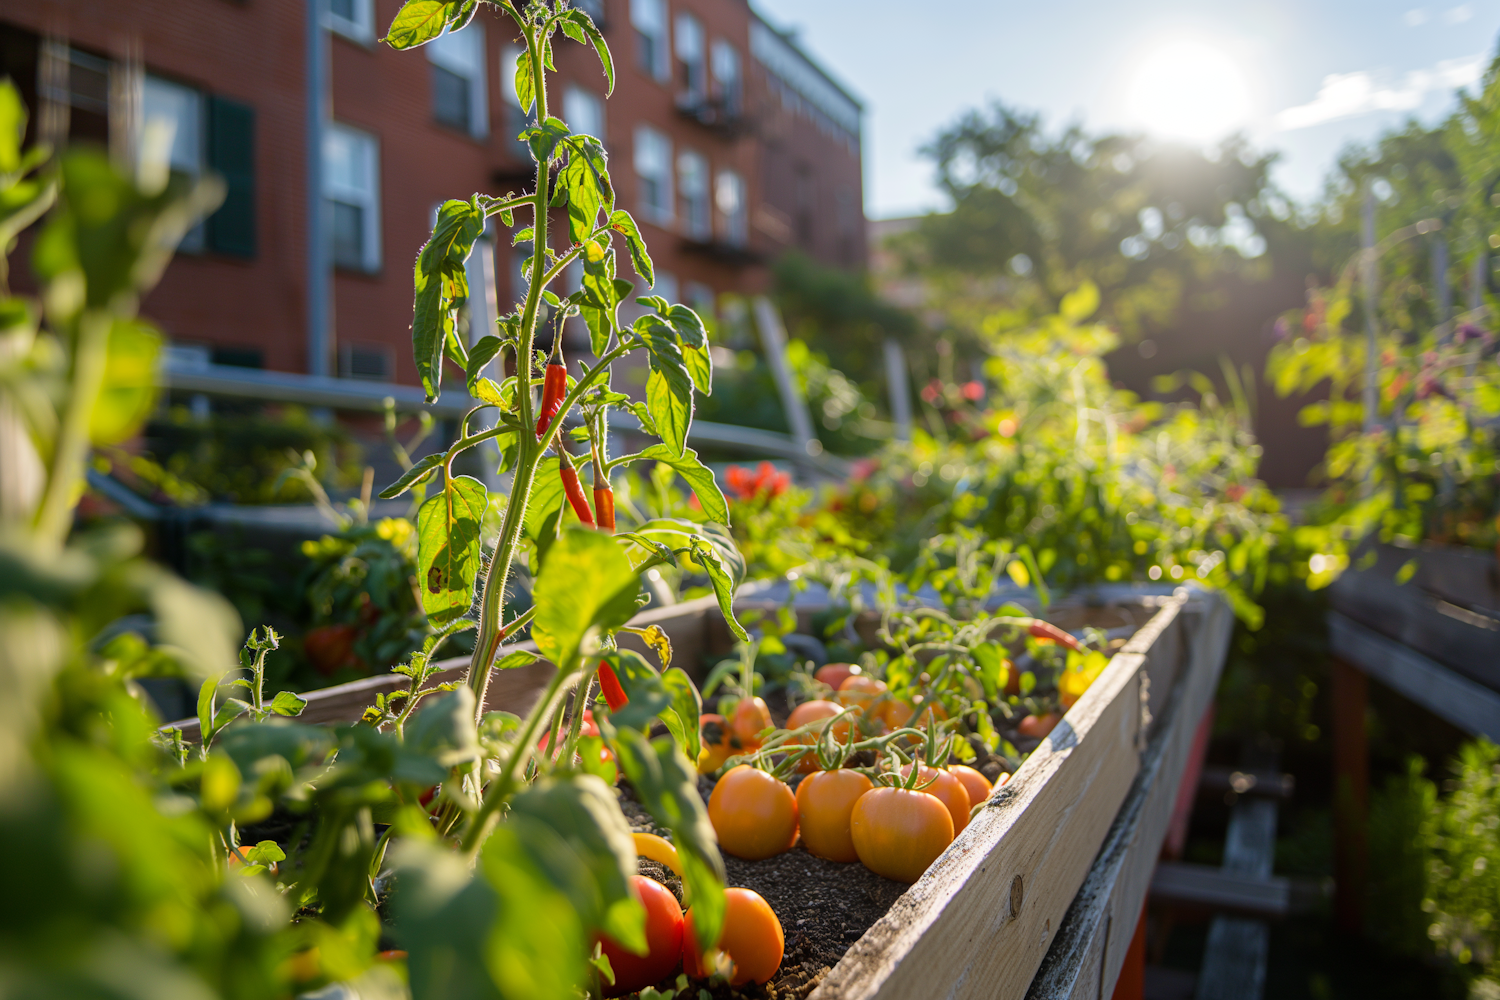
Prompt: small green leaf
<box><xmin>607</xmin><ymin>209</ymin><xmax>653</xmax><ymax>287</ymax></box>
<box><xmin>514</xmin><ymin>48</ymin><xmax>536</xmax><ymax>115</ymax></box>
<box><xmin>646</xmin><ymin>367</ymin><xmax>692</xmax><ymax>458</ymax></box>
<box><xmin>379</xmin><ymin>452</ymin><xmax>445</xmax><ymax>499</ymax></box>
<box><xmin>413</xmin><ymin>197</ymin><xmax>484</xmax><ymax>402</ymax></box>
<box><xmin>382</xmin><ymin>0</ymin><xmax>462</xmax><ymax>49</ymax></box>
<box><xmin>91</xmin><ymin>318</ymin><xmax>161</xmax><ymax>445</ymax></box>
<box><xmin>416</xmin><ymin>475</ymin><xmax>488</xmax><ymax>624</ymax></box>
<box><xmin>690</xmin><ymin>533</ymin><xmax>749</xmax><ymax>641</ymax></box>
<box><xmin>606</xmin><ymin>650</ymin><xmax>673</xmax><ymax>730</ymax></box>
<box><xmin>269</xmin><ymin>690</ymin><xmax>307</xmax><ymax>718</ymax></box>
<box><xmin>531</xmin><ymin>528</ymin><xmax>642</xmax><ymax>670</ymax></box>
<box><xmin>404</xmin><ymin>688</ymin><xmax>480</xmax><ymax>767</ymax></box>
<box><xmin>467</xmin><ymin>334</ymin><xmax>504</xmax><ymax>387</ymax></box>
<box><xmin>562</xmin><ymin>9</ymin><xmax>615</xmax><ymax>96</ymax></box>
<box><xmin>661</xmin><ymin>667</ymin><xmax>702</xmax><ymax>761</ymax></box>
<box><xmin>638</xmin><ymin>446</ymin><xmax>728</xmax><ymax>525</ymax></box>
<box><xmin>558</xmin><ymin>135</ymin><xmax>613</xmax><ymax>244</ymax></box>
<box><xmin>522</xmin><ymin>117</ymin><xmax>571</xmax><ymax>164</ymax></box>
<box><xmin>524</xmin><ymin>456</ymin><xmax>567</xmax><ymax>544</ymax></box>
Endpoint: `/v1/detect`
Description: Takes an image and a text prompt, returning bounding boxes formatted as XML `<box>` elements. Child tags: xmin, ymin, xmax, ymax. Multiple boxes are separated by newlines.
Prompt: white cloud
<box><xmin>1404</xmin><ymin>7</ymin><xmax>1429</xmax><ymax>26</ymax></box>
<box><xmin>1443</xmin><ymin>4</ymin><xmax>1473</xmax><ymax>24</ymax></box>
<box><xmin>1274</xmin><ymin>54</ymin><xmax>1484</xmax><ymax>130</ymax></box>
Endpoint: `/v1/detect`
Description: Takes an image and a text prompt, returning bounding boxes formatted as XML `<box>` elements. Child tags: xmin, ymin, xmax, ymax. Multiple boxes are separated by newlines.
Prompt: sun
<box><xmin>1126</xmin><ymin>39</ymin><xmax>1251</xmax><ymax>143</ymax></box>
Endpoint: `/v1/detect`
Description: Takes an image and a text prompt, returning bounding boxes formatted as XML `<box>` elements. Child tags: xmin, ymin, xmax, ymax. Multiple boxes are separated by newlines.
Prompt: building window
<box><xmin>634</xmin><ymin>124</ymin><xmax>673</xmax><ymax>226</ymax></box>
<box><xmin>631</xmin><ymin>0</ymin><xmax>669</xmax><ymax>83</ymax></box>
<box><xmin>715</xmin><ymin>169</ymin><xmax>746</xmax><ymax>247</ymax></box>
<box><xmin>563</xmin><ymin>84</ymin><xmax>604</xmax><ymax>140</ymax></box>
<box><xmin>338</xmin><ymin>343</ymin><xmax>392</xmax><ymax>381</ymax></box>
<box><xmin>711</xmin><ymin>40</ymin><xmax>741</xmax><ymax>115</ymax></box>
<box><xmin>39</xmin><ymin>43</ymin><xmax>111</xmax><ymax>147</ymax></box>
<box><xmin>142</xmin><ymin>75</ymin><xmax>205</xmax><ymax>252</ymax></box>
<box><xmin>324</xmin><ymin>122</ymin><xmax>381</xmax><ymax>272</ymax></box>
<box><xmin>675</xmin><ymin>13</ymin><xmax>705</xmax><ymax>103</ymax></box>
<box><xmin>678</xmin><ymin>150</ymin><xmax>709</xmax><ymax>240</ymax></box>
<box><xmin>429</xmin><ymin>24</ymin><xmax>488</xmax><ymax>137</ymax></box>
<box><xmin>327</xmin><ymin>0</ymin><xmax>375</xmax><ymax>43</ymax></box>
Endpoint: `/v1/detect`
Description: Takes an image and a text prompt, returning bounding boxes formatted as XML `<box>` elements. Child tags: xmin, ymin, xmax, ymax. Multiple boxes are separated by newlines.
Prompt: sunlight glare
<box><xmin>1127</xmin><ymin>39</ymin><xmax>1251</xmax><ymax>143</ymax></box>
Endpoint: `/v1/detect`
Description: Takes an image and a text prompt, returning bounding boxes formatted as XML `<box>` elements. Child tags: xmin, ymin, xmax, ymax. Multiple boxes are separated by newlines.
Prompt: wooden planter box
<box><xmin>1329</xmin><ymin>541</ymin><xmax>1500</xmax><ymax>694</ymax></box>
<box><xmin>167</xmin><ymin>582</ymin><xmax>1233</xmax><ymax>1000</ymax></box>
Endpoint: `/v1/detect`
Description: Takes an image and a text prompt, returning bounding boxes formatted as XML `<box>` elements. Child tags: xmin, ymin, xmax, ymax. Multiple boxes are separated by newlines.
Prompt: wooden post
<box><xmin>1331</xmin><ymin>657</ymin><xmax>1368</xmax><ymax>935</ymax></box>
<box><xmin>1110</xmin><ymin>903</ymin><xmax>1147</xmax><ymax>1000</ymax></box>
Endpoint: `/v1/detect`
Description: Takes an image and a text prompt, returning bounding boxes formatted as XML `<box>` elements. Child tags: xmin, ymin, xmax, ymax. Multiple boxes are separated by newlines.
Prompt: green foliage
<box><xmin>771</xmin><ymin>249</ymin><xmax>919</xmax><ymax>387</ymax></box>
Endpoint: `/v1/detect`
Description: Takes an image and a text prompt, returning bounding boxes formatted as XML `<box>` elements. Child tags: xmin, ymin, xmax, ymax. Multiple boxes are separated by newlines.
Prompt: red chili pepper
<box><xmin>557</xmin><ymin>447</ymin><xmax>596</xmax><ymax>528</ymax></box>
<box><xmin>535</xmin><ymin>347</ymin><xmax>568</xmax><ymax>441</ymax></box>
<box><xmin>1028</xmin><ymin>619</ymin><xmax>1083</xmax><ymax>652</ymax></box>
<box><xmin>593</xmin><ymin>483</ymin><xmax>615</xmax><ymax>533</ymax></box>
<box><xmin>598</xmin><ymin>661</ymin><xmax>628</xmax><ymax>710</ymax></box>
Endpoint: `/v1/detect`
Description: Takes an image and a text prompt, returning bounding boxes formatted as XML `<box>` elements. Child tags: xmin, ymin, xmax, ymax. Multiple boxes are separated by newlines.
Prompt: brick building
<box><xmin>0</xmin><ymin>0</ymin><xmax>864</xmax><ymax>390</ymax></box>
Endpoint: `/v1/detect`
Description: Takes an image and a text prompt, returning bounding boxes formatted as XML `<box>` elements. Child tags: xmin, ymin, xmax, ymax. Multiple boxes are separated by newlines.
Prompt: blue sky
<box><xmin>752</xmin><ymin>0</ymin><xmax>1500</xmax><ymax>219</ymax></box>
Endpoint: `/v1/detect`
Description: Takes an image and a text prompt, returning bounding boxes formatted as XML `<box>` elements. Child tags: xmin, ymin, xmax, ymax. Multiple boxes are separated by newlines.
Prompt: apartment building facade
<box><xmin>0</xmin><ymin>0</ymin><xmax>864</xmax><ymax>388</ymax></box>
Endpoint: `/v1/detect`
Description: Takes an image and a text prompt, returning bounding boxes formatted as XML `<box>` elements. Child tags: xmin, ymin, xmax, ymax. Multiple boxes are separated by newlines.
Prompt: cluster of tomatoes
<box><xmin>596</xmin><ymin>834</ymin><xmax>784</xmax><ymax>996</ymax></box>
<box><xmin>700</xmin><ymin>664</ymin><xmax>1004</xmax><ymax>885</ymax></box>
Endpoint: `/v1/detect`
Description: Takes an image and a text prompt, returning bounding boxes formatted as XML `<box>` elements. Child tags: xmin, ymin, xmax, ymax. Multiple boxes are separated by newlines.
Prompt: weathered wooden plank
<box><xmin>1146</xmin><ymin>862</ymin><xmax>1322</xmax><ymax>919</ymax></box>
<box><xmin>1025</xmin><ymin>592</ymin><xmax>1232</xmax><ymax>1000</ymax></box>
<box><xmin>808</xmin><ymin>596</ymin><xmax>1190</xmax><ymax>1000</ymax></box>
<box><xmin>1329</xmin><ymin>611</ymin><xmax>1500</xmax><ymax>740</ymax></box>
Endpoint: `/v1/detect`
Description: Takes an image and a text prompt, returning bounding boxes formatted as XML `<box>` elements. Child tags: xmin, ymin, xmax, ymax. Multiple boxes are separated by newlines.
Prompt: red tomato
<box><xmin>899</xmin><ymin>763</ymin><xmax>972</xmax><ymax>835</ymax></box>
<box><xmin>1018</xmin><ymin>712</ymin><xmax>1061</xmax><ymax>738</ymax></box>
<box><xmin>683</xmin><ymin>887</ymin><xmax>784</xmax><ymax>986</ymax></box>
<box><xmin>303</xmin><ymin>624</ymin><xmax>361</xmax><ymax>677</ymax></box>
<box><xmin>730</xmin><ymin>697</ymin><xmax>773</xmax><ymax>750</ymax></box>
<box><xmin>598</xmin><ymin>875</ymin><xmax>684</xmax><ymax>997</ymax></box>
<box><xmin>795</xmin><ymin>768</ymin><xmax>873</xmax><ymax>862</ymax></box>
<box><xmin>815</xmin><ymin>663</ymin><xmax>858</xmax><ymax>691</ymax></box>
<box><xmin>948</xmin><ymin>764</ymin><xmax>992</xmax><ymax>807</ymax></box>
<box><xmin>707</xmin><ymin>765</ymin><xmax>798</xmax><ymax>860</ymax></box>
<box><xmin>850</xmin><ymin>787</ymin><xmax>954</xmax><ymax>883</ymax></box>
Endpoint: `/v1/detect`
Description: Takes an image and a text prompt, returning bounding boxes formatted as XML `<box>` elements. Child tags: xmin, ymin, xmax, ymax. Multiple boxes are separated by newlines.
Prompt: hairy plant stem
<box><xmin>467</xmin><ymin>18</ymin><xmax>550</xmax><ymax>723</ymax></box>
<box><xmin>32</xmin><ymin>311</ymin><xmax>110</xmax><ymax>549</ymax></box>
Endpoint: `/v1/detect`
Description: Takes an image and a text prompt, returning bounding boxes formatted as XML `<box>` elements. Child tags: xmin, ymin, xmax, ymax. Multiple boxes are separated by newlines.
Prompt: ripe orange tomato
<box><xmin>836</xmin><ymin>675</ymin><xmax>888</xmax><ymax>713</ymax></box>
<box><xmin>696</xmin><ymin>713</ymin><xmax>733</xmax><ymax>774</ymax></box>
<box><xmin>876</xmin><ymin>694</ymin><xmax>949</xmax><ymax>731</ymax></box>
<box><xmin>708</xmin><ymin>765</ymin><xmax>798</xmax><ymax>860</ymax></box>
<box><xmin>598</xmin><ymin>875</ymin><xmax>684</xmax><ymax>997</ymax></box>
<box><xmin>730</xmin><ymin>696</ymin><xmax>773</xmax><ymax>749</ymax></box>
<box><xmin>795</xmin><ymin>768</ymin><xmax>873</xmax><ymax>862</ymax></box>
<box><xmin>850</xmin><ymin>786</ymin><xmax>954</xmax><ymax>883</ymax></box>
<box><xmin>1017</xmin><ymin>712</ymin><xmax>1061</xmax><ymax>739</ymax></box>
<box><xmin>815</xmin><ymin>662</ymin><xmax>858</xmax><ymax>691</ymax></box>
<box><xmin>899</xmin><ymin>763</ymin><xmax>971</xmax><ymax>835</ymax></box>
<box><xmin>785</xmin><ymin>699</ymin><xmax>850</xmax><ymax>772</ymax></box>
<box><xmin>948</xmin><ymin>764</ymin><xmax>992</xmax><ymax>807</ymax></box>
<box><xmin>683</xmin><ymin>887</ymin><xmax>784</xmax><ymax>986</ymax></box>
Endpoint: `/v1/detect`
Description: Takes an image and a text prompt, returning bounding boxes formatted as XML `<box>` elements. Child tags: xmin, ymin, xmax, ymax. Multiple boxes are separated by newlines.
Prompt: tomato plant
<box><xmin>683</xmin><ymin>887</ymin><xmax>785</xmax><ymax>986</ymax></box>
<box><xmin>707</xmin><ymin>765</ymin><xmax>799</xmax><ymax>861</ymax></box>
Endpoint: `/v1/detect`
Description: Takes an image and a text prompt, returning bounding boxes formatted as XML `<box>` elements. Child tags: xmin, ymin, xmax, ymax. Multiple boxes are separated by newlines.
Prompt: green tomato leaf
<box><xmin>382</xmin><ymin>0</ymin><xmax>463</xmax><ymax>49</ymax></box>
<box><xmin>562</xmin><ymin>8</ymin><xmax>614</xmax><ymax>96</ymax></box>
<box><xmin>507</xmin><ymin>775</ymin><xmax>646</xmax><ymax>954</ymax></box>
<box><xmin>91</xmin><ymin>318</ymin><xmax>161</xmax><ymax>445</ymax></box>
<box><xmin>380</xmin><ymin>452</ymin><xmax>445</xmax><ymax>499</ymax></box>
<box><xmin>467</xmin><ymin>334</ymin><xmax>504</xmax><ymax>387</ymax></box>
<box><xmin>645</xmin><ymin>367</ymin><xmax>692</xmax><ymax>459</ymax></box>
<box><xmin>690</xmin><ymin>532</ymin><xmax>749</xmax><ymax>642</ymax></box>
<box><xmin>601</xmin><ymin>723</ymin><xmax>725</xmax><ymax>949</ymax></box>
<box><xmin>607</xmin><ymin>209</ymin><xmax>653</xmax><ymax>287</ymax></box>
<box><xmin>531</xmin><ymin>528</ymin><xmax>641</xmax><ymax>670</ymax></box>
<box><xmin>269</xmin><ymin>690</ymin><xmax>307</xmax><ymax>718</ymax></box>
<box><xmin>416</xmin><ymin>475</ymin><xmax>488</xmax><ymax>625</ymax></box>
<box><xmin>660</xmin><ymin>667</ymin><xmax>702</xmax><ymax>761</ymax></box>
<box><xmin>604</xmin><ymin>649</ymin><xmax>672</xmax><ymax>731</ymax></box>
<box><xmin>524</xmin><ymin>456</ymin><xmax>566</xmax><ymax>544</ymax></box>
<box><xmin>558</xmin><ymin>135</ymin><xmax>613</xmax><ymax>245</ymax></box>
<box><xmin>514</xmin><ymin>47</ymin><xmax>536</xmax><ymax>116</ymax></box>
<box><xmin>413</xmin><ymin>197</ymin><xmax>484</xmax><ymax>402</ymax></box>
<box><xmin>522</xmin><ymin>117</ymin><xmax>571</xmax><ymax>164</ymax></box>
<box><xmin>404</xmin><ymin>688</ymin><xmax>481</xmax><ymax>768</ymax></box>
<box><xmin>971</xmin><ymin>642</ymin><xmax>1008</xmax><ymax>702</ymax></box>
<box><xmin>637</xmin><ymin>445</ymin><xmax>729</xmax><ymax>525</ymax></box>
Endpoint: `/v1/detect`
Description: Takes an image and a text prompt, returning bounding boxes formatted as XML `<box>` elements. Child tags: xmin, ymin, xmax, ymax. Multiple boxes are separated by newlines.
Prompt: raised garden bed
<box><xmin>172</xmin><ymin>582</ymin><xmax>1231</xmax><ymax>998</ymax></box>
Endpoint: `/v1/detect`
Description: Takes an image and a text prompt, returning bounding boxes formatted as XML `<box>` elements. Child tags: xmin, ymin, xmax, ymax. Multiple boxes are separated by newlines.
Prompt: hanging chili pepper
<box><xmin>1028</xmin><ymin>619</ymin><xmax>1082</xmax><ymax>652</ymax></box>
<box><xmin>535</xmin><ymin>340</ymin><xmax>568</xmax><ymax>441</ymax></box>
<box><xmin>557</xmin><ymin>446</ymin><xmax>596</xmax><ymax>528</ymax></box>
<box><xmin>598</xmin><ymin>661</ymin><xmax>628</xmax><ymax>710</ymax></box>
<box><xmin>592</xmin><ymin>450</ymin><xmax>615</xmax><ymax>533</ymax></box>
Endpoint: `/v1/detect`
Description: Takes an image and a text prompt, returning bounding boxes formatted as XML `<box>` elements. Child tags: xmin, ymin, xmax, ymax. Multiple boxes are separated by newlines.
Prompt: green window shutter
<box><xmin>206</xmin><ymin>95</ymin><xmax>256</xmax><ymax>258</ymax></box>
